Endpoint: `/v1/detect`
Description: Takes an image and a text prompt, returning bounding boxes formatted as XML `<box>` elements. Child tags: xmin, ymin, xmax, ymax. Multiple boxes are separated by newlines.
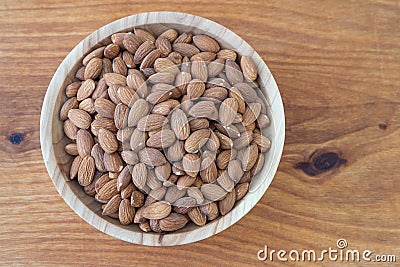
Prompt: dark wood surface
<box><xmin>1</xmin><ymin>1</ymin><xmax>399</xmax><ymax>266</ymax></box>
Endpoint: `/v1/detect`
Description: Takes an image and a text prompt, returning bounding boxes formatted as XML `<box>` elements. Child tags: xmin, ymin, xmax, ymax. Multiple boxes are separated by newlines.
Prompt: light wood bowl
<box><xmin>40</xmin><ymin>11</ymin><xmax>285</xmax><ymax>246</ymax></box>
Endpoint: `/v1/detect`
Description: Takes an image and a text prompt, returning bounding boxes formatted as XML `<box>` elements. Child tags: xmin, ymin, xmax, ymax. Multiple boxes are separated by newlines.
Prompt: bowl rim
<box><xmin>40</xmin><ymin>11</ymin><xmax>285</xmax><ymax>246</ymax></box>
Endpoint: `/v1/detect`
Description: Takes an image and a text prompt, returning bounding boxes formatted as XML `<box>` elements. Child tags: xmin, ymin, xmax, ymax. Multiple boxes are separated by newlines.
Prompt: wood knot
<box><xmin>295</xmin><ymin>150</ymin><xmax>347</xmax><ymax>176</ymax></box>
<box><xmin>9</xmin><ymin>133</ymin><xmax>24</xmax><ymax>145</ymax></box>
<box><xmin>379</xmin><ymin>124</ymin><xmax>387</xmax><ymax>130</ymax></box>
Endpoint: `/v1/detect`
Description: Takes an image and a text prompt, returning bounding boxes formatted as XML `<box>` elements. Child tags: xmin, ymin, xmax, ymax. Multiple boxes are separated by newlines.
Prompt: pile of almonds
<box><xmin>61</xmin><ymin>27</ymin><xmax>271</xmax><ymax>233</ymax></box>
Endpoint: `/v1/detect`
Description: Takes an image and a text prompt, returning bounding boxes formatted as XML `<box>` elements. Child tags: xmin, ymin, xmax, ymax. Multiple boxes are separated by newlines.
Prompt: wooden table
<box><xmin>1</xmin><ymin>1</ymin><xmax>399</xmax><ymax>266</ymax></box>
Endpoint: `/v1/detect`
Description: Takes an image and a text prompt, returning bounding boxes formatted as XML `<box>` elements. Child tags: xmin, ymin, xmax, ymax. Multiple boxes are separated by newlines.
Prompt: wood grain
<box><xmin>1</xmin><ymin>0</ymin><xmax>399</xmax><ymax>266</ymax></box>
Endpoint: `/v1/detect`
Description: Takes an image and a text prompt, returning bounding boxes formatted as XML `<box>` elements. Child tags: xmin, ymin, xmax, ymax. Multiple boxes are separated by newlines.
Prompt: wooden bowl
<box><xmin>40</xmin><ymin>11</ymin><xmax>285</xmax><ymax>246</ymax></box>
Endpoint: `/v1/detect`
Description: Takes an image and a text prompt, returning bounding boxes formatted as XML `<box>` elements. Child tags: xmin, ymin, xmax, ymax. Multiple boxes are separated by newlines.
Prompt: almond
<box><xmin>90</xmin><ymin>144</ymin><xmax>107</xmax><ymax>172</ymax></box>
<box><xmin>122</xmin><ymin>51</ymin><xmax>136</xmax><ymax>68</ymax></box>
<box><xmin>235</xmin><ymin>182</ymin><xmax>249</xmax><ymax>201</ymax></box>
<box><xmin>215</xmin><ymin>132</ymin><xmax>233</xmax><ymax>149</ymax></box>
<box><xmin>120</xmin><ymin>150</ymin><xmax>139</xmax><ymax>165</ymax></box>
<box><xmin>68</xmin><ymin>109</ymin><xmax>92</xmax><ymax>129</ymax></box>
<box><xmin>138</xmin><ymin>147</ymin><xmax>167</xmax><ymax>167</ymax></box>
<box><xmin>166</xmin><ymin>141</ymin><xmax>185</xmax><ymax>162</ymax></box>
<box><xmin>152</xmin><ymin>99</ymin><xmax>180</xmax><ymax>116</ymax></box>
<box><xmin>201</xmin><ymin>183</ymin><xmax>227</xmax><ymax>202</ymax></box>
<box><xmin>182</xmin><ymin>153</ymin><xmax>201</xmax><ymax>177</ymax></box>
<box><xmin>78</xmin><ymin>155</ymin><xmax>95</xmax><ymax>186</ymax></box>
<box><xmin>142</xmin><ymin>201</ymin><xmax>171</xmax><ymax>220</ymax></box>
<box><xmin>65</xmin><ymin>143</ymin><xmax>78</xmax><ymax>156</ymax></box>
<box><xmin>131</xmin><ymin>190</ymin><xmax>145</xmax><ymax>207</ymax></box>
<box><xmin>94</xmin><ymin>98</ymin><xmax>116</xmax><ymax>119</ymax></box>
<box><xmin>91</xmin><ymin>116</ymin><xmax>117</xmax><ymax>136</ymax></box>
<box><xmin>104</xmin><ymin>73</ymin><xmax>127</xmax><ymax>86</ymax></box>
<box><xmin>188</xmin><ymin>101</ymin><xmax>216</xmax><ymax>118</ymax></box>
<box><xmin>172</xmin><ymin>43</ymin><xmax>200</xmax><ymax>58</ymax></box>
<box><xmin>82</xmin><ymin>46</ymin><xmax>105</xmax><ymax>65</ymax></box>
<box><xmin>207</xmin><ymin>58</ymin><xmax>225</xmax><ymax>77</ymax></box>
<box><xmin>242</xmin><ymin>102</ymin><xmax>261</xmax><ymax>126</ymax></box>
<box><xmin>131</xmin><ymin>162</ymin><xmax>147</xmax><ymax>190</ymax></box>
<box><xmin>98</xmin><ymin>128</ymin><xmax>118</xmax><ymax>154</ymax></box>
<box><xmin>134</xmin><ymin>28</ymin><xmax>156</xmax><ymax>43</ymax></box>
<box><xmin>102</xmin><ymin>194</ymin><xmax>122</xmax><ymax>215</ymax></box>
<box><xmin>218</xmin><ymin>190</ymin><xmax>236</xmax><ymax>215</ymax></box>
<box><xmin>155</xmin><ymin>36</ymin><xmax>172</xmax><ymax>57</ymax></box>
<box><xmin>170</xmin><ymin>108</ymin><xmax>190</xmax><ymax>140</ymax></box>
<box><xmin>65</xmin><ymin>81</ymin><xmax>81</xmax><ymax>97</ymax></box>
<box><xmin>240</xmin><ymin>56</ymin><xmax>258</xmax><ymax>81</ymax></box>
<box><xmin>122</xmin><ymin>33</ymin><xmax>143</xmax><ymax>54</ymax></box>
<box><xmin>175</xmin><ymin>175</ymin><xmax>195</xmax><ymax>190</ymax></box>
<box><xmin>191</xmin><ymin>61</ymin><xmax>208</xmax><ymax>82</ymax></box>
<box><xmin>114</xmin><ymin>103</ymin><xmax>128</xmax><ymax>129</ymax></box>
<box><xmin>217</xmin><ymin>170</ymin><xmax>234</xmax><ymax>192</ymax></box>
<box><xmin>187</xmin><ymin>187</ymin><xmax>204</xmax><ymax>205</ymax></box>
<box><xmin>60</xmin><ymin>97</ymin><xmax>78</xmax><ymax>121</ymax></box>
<box><xmin>241</xmin><ymin>143</ymin><xmax>259</xmax><ymax>171</ymax></box>
<box><xmin>159</xmin><ymin>29</ymin><xmax>178</xmax><ymax>42</ymax></box>
<box><xmin>117</xmin><ymin>165</ymin><xmax>132</xmax><ymax>191</ymax></box>
<box><xmin>154</xmin><ymin>58</ymin><xmax>180</xmax><ymax>75</ymax></box>
<box><xmin>79</xmin><ymin>98</ymin><xmax>95</xmax><ymax>114</ymax></box>
<box><xmin>76</xmin><ymin>129</ymin><xmax>94</xmax><ymax>157</ymax></box>
<box><xmin>233</xmin><ymin>130</ymin><xmax>253</xmax><ymax>150</ymax></box>
<box><xmin>130</xmin><ymin>128</ymin><xmax>146</xmax><ymax>151</ymax></box>
<box><xmin>175</xmin><ymin>72</ymin><xmax>191</xmax><ymax>94</ymax></box>
<box><xmin>84</xmin><ymin>57</ymin><xmax>103</xmax><ymax>80</ymax></box>
<box><xmin>188</xmin><ymin>207</ymin><xmax>206</xmax><ymax>226</ymax></box>
<box><xmin>252</xmin><ymin>132</ymin><xmax>271</xmax><ymax>152</ymax></box>
<box><xmin>159</xmin><ymin>213</ymin><xmax>188</xmax><ymax>231</ymax></box>
<box><xmin>104</xmin><ymin>43</ymin><xmax>120</xmax><ymax>59</ymax></box>
<box><xmin>233</xmin><ymin>83</ymin><xmax>258</xmax><ymax>102</ymax></box>
<box><xmin>202</xmin><ymin>86</ymin><xmax>228</xmax><ymax>102</ymax></box>
<box><xmin>140</xmin><ymin>49</ymin><xmax>161</xmax><ymax>70</ymax></box>
<box><xmin>103</xmin><ymin>152</ymin><xmax>124</xmax><ymax>172</ymax></box>
<box><xmin>200</xmin><ymin>202</ymin><xmax>219</xmax><ymax>220</ymax></box>
<box><xmin>206</xmin><ymin>130</ymin><xmax>220</xmax><ymax>151</ymax></box>
<box><xmin>187</xmin><ymin>79</ymin><xmax>205</xmax><ymax>99</ymax></box>
<box><xmin>192</xmin><ymin>34</ymin><xmax>220</xmax><ymax>53</ymax></box>
<box><xmin>148</xmin><ymin>72</ymin><xmax>175</xmax><ymax>84</ymax></box>
<box><xmin>112</xmin><ymin>56</ymin><xmax>127</xmax><ymax>76</ymax></box>
<box><xmin>200</xmin><ymin>158</ymin><xmax>218</xmax><ymax>183</ymax></box>
<box><xmin>127</xmin><ymin>98</ymin><xmax>149</xmax><ymax>127</ymax></box>
<box><xmin>191</xmin><ymin>51</ymin><xmax>216</xmax><ymax>62</ymax></box>
<box><xmin>172</xmin><ymin>33</ymin><xmax>192</xmax><ymax>44</ymax></box>
<box><xmin>184</xmin><ymin>129</ymin><xmax>210</xmax><ymax>153</ymax></box>
<box><xmin>119</xmin><ymin>198</ymin><xmax>135</xmax><ymax>225</ymax></box>
<box><xmin>219</xmin><ymin>98</ymin><xmax>238</xmax><ymax>126</ymax></box>
<box><xmin>216</xmin><ymin>149</ymin><xmax>233</xmax><ymax>169</ymax></box>
<box><xmin>146</xmin><ymin>169</ymin><xmax>163</xmax><ymax>190</ymax></box>
<box><xmin>146</xmin><ymin>129</ymin><xmax>176</xmax><ymax>148</ymax></box>
<box><xmin>227</xmin><ymin>159</ymin><xmax>243</xmax><ymax>182</ymax></box>
<box><xmin>137</xmin><ymin>114</ymin><xmax>168</xmax><ymax>132</ymax></box>
<box><xmin>134</xmin><ymin>41</ymin><xmax>156</xmax><ymax>65</ymax></box>
<box><xmin>217</xmin><ymin>49</ymin><xmax>237</xmax><ymax>61</ymax></box>
<box><xmin>70</xmin><ymin>156</ymin><xmax>82</xmax><ymax>179</ymax></box>
<box><xmin>155</xmin><ymin>162</ymin><xmax>171</xmax><ymax>181</ymax></box>
<box><xmin>225</xmin><ymin>59</ymin><xmax>243</xmax><ymax>85</ymax></box>
<box><xmin>164</xmin><ymin>186</ymin><xmax>186</xmax><ymax>204</ymax></box>
<box><xmin>189</xmin><ymin>118</ymin><xmax>209</xmax><ymax>131</ymax></box>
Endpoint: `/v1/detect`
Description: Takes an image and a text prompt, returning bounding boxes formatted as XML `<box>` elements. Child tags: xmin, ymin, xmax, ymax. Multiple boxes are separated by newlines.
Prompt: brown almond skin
<box><xmin>68</xmin><ymin>109</ymin><xmax>92</xmax><ymax>129</ymax></box>
<box><xmin>142</xmin><ymin>201</ymin><xmax>172</xmax><ymax>220</ymax></box>
<box><xmin>119</xmin><ymin>199</ymin><xmax>135</xmax><ymax>225</ymax></box>
<box><xmin>78</xmin><ymin>155</ymin><xmax>95</xmax><ymax>186</ymax></box>
<box><xmin>159</xmin><ymin>213</ymin><xmax>188</xmax><ymax>231</ymax></box>
<box><xmin>76</xmin><ymin>129</ymin><xmax>94</xmax><ymax>157</ymax></box>
<box><xmin>98</xmin><ymin>128</ymin><xmax>118</xmax><ymax>154</ymax></box>
<box><xmin>60</xmin><ymin>97</ymin><xmax>78</xmax><ymax>121</ymax></box>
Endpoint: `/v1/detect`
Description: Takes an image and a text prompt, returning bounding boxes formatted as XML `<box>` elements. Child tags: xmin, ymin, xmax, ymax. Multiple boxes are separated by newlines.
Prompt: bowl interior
<box><xmin>44</xmin><ymin>12</ymin><xmax>285</xmax><ymax>246</ymax></box>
